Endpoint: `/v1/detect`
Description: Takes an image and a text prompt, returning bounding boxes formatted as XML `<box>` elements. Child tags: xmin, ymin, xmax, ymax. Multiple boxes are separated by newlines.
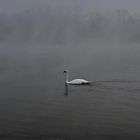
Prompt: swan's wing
<box><xmin>68</xmin><ymin>79</ymin><xmax>91</xmax><ymax>85</ymax></box>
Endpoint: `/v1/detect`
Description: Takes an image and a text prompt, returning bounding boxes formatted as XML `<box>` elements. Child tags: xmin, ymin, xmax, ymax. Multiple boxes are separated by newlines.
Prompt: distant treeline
<box><xmin>0</xmin><ymin>8</ymin><xmax>140</xmax><ymax>44</ymax></box>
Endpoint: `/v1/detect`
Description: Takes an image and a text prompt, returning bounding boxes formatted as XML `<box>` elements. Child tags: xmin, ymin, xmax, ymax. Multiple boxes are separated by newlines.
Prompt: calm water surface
<box><xmin>0</xmin><ymin>42</ymin><xmax>140</xmax><ymax>140</ymax></box>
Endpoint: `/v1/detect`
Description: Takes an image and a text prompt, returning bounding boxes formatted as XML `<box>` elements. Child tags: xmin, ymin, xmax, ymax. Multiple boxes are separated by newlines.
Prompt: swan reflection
<box><xmin>64</xmin><ymin>83</ymin><xmax>68</xmax><ymax>96</ymax></box>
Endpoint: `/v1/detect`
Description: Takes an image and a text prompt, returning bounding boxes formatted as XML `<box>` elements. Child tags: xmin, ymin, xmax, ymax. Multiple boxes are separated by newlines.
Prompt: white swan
<box><xmin>63</xmin><ymin>70</ymin><xmax>91</xmax><ymax>85</ymax></box>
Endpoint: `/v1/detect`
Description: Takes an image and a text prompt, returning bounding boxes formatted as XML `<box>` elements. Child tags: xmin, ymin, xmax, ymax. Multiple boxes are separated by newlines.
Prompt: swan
<box><xmin>63</xmin><ymin>70</ymin><xmax>91</xmax><ymax>85</ymax></box>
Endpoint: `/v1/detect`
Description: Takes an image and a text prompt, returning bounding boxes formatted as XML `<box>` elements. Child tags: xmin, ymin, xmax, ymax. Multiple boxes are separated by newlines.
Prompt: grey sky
<box><xmin>0</xmin><ymin>0</ymin><xmax>140</xmax><ymax>14</ymax></box>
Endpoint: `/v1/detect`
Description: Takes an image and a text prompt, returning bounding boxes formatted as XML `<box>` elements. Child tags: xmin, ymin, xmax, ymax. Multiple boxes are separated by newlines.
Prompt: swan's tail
<box><xmin>84</xmin><ymin>81</ymin><xmax>92</xmax><ymax>84</ymax></box>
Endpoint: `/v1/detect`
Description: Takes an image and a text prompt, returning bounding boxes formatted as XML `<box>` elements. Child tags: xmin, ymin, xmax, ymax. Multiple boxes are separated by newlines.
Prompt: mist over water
<box><xmin>1</xmin><ymin>5</ymin><xmax>140</xmax><ymax>140</ymax></box>
<box><xmin>1</xmin><ymin>7</ymin><xmax>140</xmax><ymax>80</ymax></box>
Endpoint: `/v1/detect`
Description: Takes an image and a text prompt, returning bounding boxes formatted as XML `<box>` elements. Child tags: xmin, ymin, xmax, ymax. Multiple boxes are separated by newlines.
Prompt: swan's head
<box><xmin>63</xmin><ymin>70</ymin><xmax>69</xmax><ymax>73</ymax></box>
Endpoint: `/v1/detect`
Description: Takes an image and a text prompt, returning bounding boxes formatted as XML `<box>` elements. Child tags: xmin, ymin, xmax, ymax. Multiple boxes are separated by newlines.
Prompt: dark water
<box><xmin>0</xmin><ymin>42</ymin><xmax>140</xmax><ymax>140</ymax></box>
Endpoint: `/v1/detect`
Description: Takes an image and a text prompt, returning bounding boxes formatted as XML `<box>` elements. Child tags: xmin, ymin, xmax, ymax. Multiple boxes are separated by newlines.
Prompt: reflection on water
<box><xmin>64</xmin><ymin>83</ymin><xmax>69</xmax><ymax>96</ymax></box>
<box><xmin>1</xmin><ymin>79</ymin><xmax>140</xmax><ymax>139</ymax></box>
<box><xmin>64</xmin><ymin>83</ymin><xmax>94</xmax><ymax>96</ymax></box>
<box><xmin>0</xmin><ymin>43</ymin><xmax>140</xmax><ymax>139</ymax></box>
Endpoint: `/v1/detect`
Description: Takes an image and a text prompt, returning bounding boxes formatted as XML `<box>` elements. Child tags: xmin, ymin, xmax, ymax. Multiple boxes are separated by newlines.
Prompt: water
<box><xmin>0</xmin><ymin>42</ymin><xmax>140</xmax><ymax>140</ymax></box>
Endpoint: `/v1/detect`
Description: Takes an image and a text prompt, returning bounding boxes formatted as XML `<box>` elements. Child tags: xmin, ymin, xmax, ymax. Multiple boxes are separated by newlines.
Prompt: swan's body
<box><xmin>63</xmin><ymin>70</ymin><xmax>91</xmax><ymax>85</ymax></box>
<box><xmin>66</xmin><ymin>79</ymin><xmax>90</xmax><ymax>85</ymax></box>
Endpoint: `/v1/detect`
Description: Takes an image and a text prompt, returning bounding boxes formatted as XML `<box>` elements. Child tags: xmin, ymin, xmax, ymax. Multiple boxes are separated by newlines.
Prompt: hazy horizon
<box><xmin>1</xmin><ymin>0</ymin><xmax>140</xmax><ymax>14</ymax></box>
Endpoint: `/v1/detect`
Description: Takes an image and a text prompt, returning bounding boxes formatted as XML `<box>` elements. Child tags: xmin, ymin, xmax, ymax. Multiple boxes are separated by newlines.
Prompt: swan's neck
<box><xmin>66</xmin><ymin>72</ymin><xmax>69</xmax><ymax>83</ymax></box>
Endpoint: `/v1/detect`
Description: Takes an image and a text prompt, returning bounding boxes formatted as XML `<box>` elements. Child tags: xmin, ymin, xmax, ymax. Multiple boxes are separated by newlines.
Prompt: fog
<box><xmin>1</xmin><ymin>7</ymin><xmax>140</xmax><ymax>43</ymax></box>
<box><xmin>1</xmin><ymin>3</ymin><xmax>140</xmax><ymax>83</ymax></box>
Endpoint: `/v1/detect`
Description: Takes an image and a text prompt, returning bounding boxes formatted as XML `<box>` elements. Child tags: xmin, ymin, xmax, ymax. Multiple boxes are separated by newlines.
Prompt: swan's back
<box><xmin>67</xmin><ymin>79</ymin><xmax>91</xmax><ymax>85</ymax></box>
